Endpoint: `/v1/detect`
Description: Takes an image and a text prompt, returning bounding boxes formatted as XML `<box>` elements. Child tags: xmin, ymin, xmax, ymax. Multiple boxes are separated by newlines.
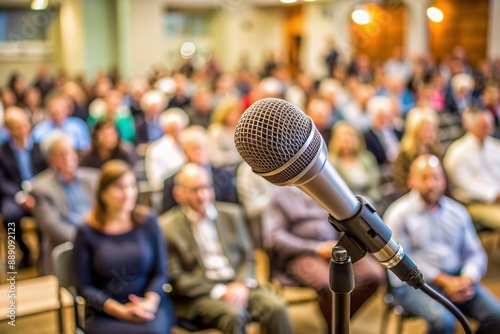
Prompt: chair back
<box><xmin>52</xmin><ymin>241</ymin><xmax>74</xmax><ymax>290</ymax></box>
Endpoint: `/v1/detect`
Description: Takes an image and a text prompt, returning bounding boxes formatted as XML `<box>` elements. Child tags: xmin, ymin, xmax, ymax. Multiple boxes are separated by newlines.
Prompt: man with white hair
<box><xmin>145</xmin><ymin>108</ymin><xmax>189</xmax><ymax>190</ymax></box>
<box><xmin>161</xmin><ymin>126</ymin><xmax>238</xmax><ymax>213</ymax></box>
<box><xmin>135</xmin><ymin>89</ymin><xmax>168</xmax><ymax>145</ymax></box>
<box><xmin>31</xmin><ymin>131</ymin><xmax>98</xmax><ymax>274</ymax></box>
<box><xmin>363</xmin><ymin>95</ymin><xmax>402</xmax><ymax>166</ymax></box>
<box><xmin>444</xmin><ymin>107</ymin><xmax>500</xmax><ymax>230</ymax></box>
<box><xmin>444</xmin><ymin>73</ymin><xmax>477</xmax><ymax>115</ymax></box>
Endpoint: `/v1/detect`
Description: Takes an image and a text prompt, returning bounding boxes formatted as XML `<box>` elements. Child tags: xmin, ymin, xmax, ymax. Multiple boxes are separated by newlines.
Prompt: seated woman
<box><xmin>328</xmin><ymin>121</ymin><xmax>382</xmax><ymax>209</ymax></box>
<box><xmin>72</xmin><ymin>160</ymin><xmax>175</xmax><ymax>334</ymax></box>
<box><xmin>80</xmin><ymin>118</ymin><xmax>135</xmax><ymax>169</ymax></box>
<box><xmin>207</xmin><ymin>97</ymin><xmax>244</xmax><ymax>168</ymax></box>
<box><xmin>393</xmin><ymin>107</ymin><xmax>441</xmax><ymax>194</ymax></box>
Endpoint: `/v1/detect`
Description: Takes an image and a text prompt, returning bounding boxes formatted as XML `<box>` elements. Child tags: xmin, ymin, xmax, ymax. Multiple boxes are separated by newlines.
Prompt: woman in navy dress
<box><xmin>72</xmin><ymin>160</ymin><xmax>175</xmax><ymax>334</ymax></box>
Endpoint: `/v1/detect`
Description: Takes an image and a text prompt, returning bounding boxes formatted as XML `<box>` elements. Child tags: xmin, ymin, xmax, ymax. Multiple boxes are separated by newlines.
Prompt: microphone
<box><xmin>234</xmin><ymin>98</ymin><xmax>424</xmax><ymax>288</ymax></box>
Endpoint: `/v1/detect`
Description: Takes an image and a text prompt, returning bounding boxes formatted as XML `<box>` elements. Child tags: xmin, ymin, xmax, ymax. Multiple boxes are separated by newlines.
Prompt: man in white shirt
<box><xmin>443</xmin><ymin>108</ymin><xmax>500</xmax><ymax>229</ymax></box>
<box><xmin>145</xmin><ymin>108</ymin><xmax>189</xmax><ymax>190</ymax></box>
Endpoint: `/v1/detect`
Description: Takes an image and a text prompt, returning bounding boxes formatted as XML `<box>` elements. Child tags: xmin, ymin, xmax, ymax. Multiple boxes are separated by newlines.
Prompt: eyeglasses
<box><xmin>183</xmin><ymin>184</ymin><xmax>213</xmax><ymax>193</ymax></box>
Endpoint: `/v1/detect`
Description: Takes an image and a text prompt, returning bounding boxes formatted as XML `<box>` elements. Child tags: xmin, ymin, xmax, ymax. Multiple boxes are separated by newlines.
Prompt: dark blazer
<box><xmin>0</xmin><ymin>141</ymin><xmax>47</xmax><ymax>199</ymax></box>
<box><xmin>363</xmin><ymin>128</ymin><xmax>402</xmax><ymax>165</ymax></box>
<box><xmin>158</xmin><ymin>203</ymin><xmax>254</xmax><ymax>314</ymax></box>
<box><xmin>161</xmin><ymin>166</ymin><xmax>238</xmax><ymax>213</ymax></box>
<box><xmin>134</xmin><ymin>114</ymin><xmax>150</xmax><ymax>145</ymax></box>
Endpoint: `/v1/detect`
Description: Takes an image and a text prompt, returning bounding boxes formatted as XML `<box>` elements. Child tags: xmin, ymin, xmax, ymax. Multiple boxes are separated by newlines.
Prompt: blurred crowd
<box><xmin>2</xmin><ymin>44</ymin><xmax>500</xmax><ymax>333</ymax></box>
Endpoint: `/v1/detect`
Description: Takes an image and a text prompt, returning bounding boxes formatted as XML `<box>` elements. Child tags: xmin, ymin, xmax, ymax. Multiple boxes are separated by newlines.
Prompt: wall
<box><xmin>81</xmin><ymin>0</ymin><xmax>117</xmax><ymax>80</ymax></box>
<box><xmin>215</xmin><ymin>4</ymin><xmax>287</xmax><ymax>73</ymax></box>
<box><xmin>429</xmin><ymin>0</ymin><xmax>489</xmax><ymax>65</ymax></box>
<box><xmin>0</xmin><ymin>6</ymin><xmax>59</xmax><ymax>84</ymax></box>
<box><xmin>488</xmin><ymin>0</ymin><xmax>500</xmax><ymax>59</ymax></box>
<box><xmin>301</xmin><ymin>3</ymin><xmax>335</xmax><ymax>79</ymax></box>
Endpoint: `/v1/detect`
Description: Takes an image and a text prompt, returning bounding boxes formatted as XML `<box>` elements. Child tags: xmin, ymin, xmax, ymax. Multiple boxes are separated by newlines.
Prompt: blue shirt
<box><xmin>146</xmin><ymin>117</ymin><xmax>163</xmax><ymax>142</ymax></box>
<box><xmin>384</xmin><ymin>190</ymin><xmax>487</xmax><ymax>287</ymax></box>
<box><xmin>9</xmin><ymin>139</ymin><xmax>34</xmax><ymax>181</ymax></box>
<box><xmin>32</xmin><ymin>118</ymin><xmax>91</xmax><ymax>150</ymax></box>
<box><xmin>59</xmin><ymin>173</ymin><xmax>92</xmax><ymax>226</ymax></box>
<box><xmin>0</xmin><ymin>126</ymin><xmax>8</xmax><ymax>144</ymax></box>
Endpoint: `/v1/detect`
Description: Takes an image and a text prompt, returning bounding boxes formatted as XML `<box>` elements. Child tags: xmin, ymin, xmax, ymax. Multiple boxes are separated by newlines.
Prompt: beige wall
<box><xmin>489</xmin><ymin>0</ymin><xmax>500</xmax><ymax>59</ymax></box>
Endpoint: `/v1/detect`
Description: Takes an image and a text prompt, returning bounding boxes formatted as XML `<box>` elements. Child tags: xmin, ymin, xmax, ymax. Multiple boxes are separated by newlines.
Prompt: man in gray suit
<box><xmin>31</xmin><ymin>131</ymin><xmax>98</xmax><ymax>274</ymax></box>
<box><xmin>159</xmin><ymin>163</ymin><xmax>292</xmax><ymax>334</ymax></box>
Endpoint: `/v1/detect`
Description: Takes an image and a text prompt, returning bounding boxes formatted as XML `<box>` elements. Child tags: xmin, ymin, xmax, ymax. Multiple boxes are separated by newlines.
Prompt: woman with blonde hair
<box><xmin>72</xmin><ymin>160</ymin><xmax>175</xmax><ymax>333</ymax></box>
<box><xmin>329</xmin><ymin>121</ymin><xmax>382</xmax><ymax>208</ymax></box>
<box><xmin>393</xmin><ymin>107</ymin><xmax>441</xmax><ymax>194</ymax></box>
<box><xmin>208</xmin><ymin>97</ymin><xmax>244</xmax><ymax>167</ymax></box>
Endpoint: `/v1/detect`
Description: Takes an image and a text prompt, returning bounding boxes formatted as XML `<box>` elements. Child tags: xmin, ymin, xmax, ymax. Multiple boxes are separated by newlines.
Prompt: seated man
<box><xmin>31</xmin><ymin>131</ymin><xmax>99</xmax><ymax>274</ymax></box>
<box><xmin>384</xmin><ymin>154</ymin><xmax>500</xmax><ymax>333</ymax></box>
<box><xmin>0</xmin><ymin>107</ymin><xmax>47</xmax><ymax>268</ymax></box>
<box><xmin>159</xmin><ymin>163</ymin><xmax>292</xmax><ymax>334</ymax></box>
<box><xmin>263</xmin><ymin>186</ymin><xmax>385</xmax><ymax>332</ymax></box>
<box><xmin>161</xmin><ymin>126</ymin><xmax>238</xmax><ymax>213</ymax></box>
<box><xmin>443</xmin><ymin>107</ymin><xmax>500</xmax><ymax>230</ymax></box>
<box><xmin>145</xmin><ymin>108</ymin><xmax>189</xmax><ymax>190</ymax></box>
<box><xmin>32</xmin><ymin>92</ymin><xmax>91</xmax><ymax>152</ymax></box>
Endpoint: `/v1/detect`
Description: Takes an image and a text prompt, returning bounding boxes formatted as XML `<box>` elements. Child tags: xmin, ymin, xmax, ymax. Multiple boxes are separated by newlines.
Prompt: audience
<box><xmin>328</xmin><ymin>121</ymin><xmax>382</xmax><ymax>209</ymax></box>
<box><xmin>306</xmin><ymin>97</ymin><xmax>337</xmax><ymax>145</ymax></box>
<box><xmin>80</xmin><ymin>118</ymin><xmax>135</xmax><ymax>169</ymax></box>
<box><xmin>134</xmin><ymin>89</ymin><xmax>167</xmax><ymax>145</ymax></box>
<box><xmin>236</xmin><ymin>161</ymin><xmax>277</xmax><ymax>248</ymax></box>
<box><xmin>384</xmin><ymin>154</ymin><xmax>500</xmax><ymax>333</ymax></box>
<box><xmin>187</xmin><ymin>87</ymin><xmax>213</xmax><ymax>128</ymax></box>
<box><xmin>263</xmin><ymin>186</ymin><xmax>385</xmax><ymax>331</ymax></box>
<box><xmin>145</xmin><ymin>108</ymin><xmax>189</xmax><ymax>190</ymax></box>
<box><xmin>72</xmin><ymin>160</ymin><xmax>175</xmax><ymax>334</ymax></box>
<box><xmin>363</xmin><ymin>95</ymin><xmax>402</xmax><ymax>166</ymax></box>
<box><xmin>393</xmin><ymin>107</ymin><xmax>441</xmax><ymax>194</ymax></box>
<box><xmin>444</xmin><ymin>107</ymin><xmax>500</xmax><ymax>230</ymax></box>
<box><xmin>32</xmin><ymin>92</ymin><xmax>91</xmax><ymax>152</ymax></box>
<box><xmin>444</xmin><ymin>73</ymin><xmax>477</xmax><ymax>115</ymax></box>
<box><xmin>3</xmin><ymin>42</ymin><xmax>500</xmax><ymax>333</ymax></box>
<box><xmin>88</xmin><ymin>89</ymin><xmax>136</xmax><ymax>143</ymax></box>
<box><xmin>161</xmin><ymin>126</ymin><xmax>238</xmax><ymax>213</ymax></box>
<box><xmin>482</xmin><ymin>84</ymin><xmax>500</xmax><ymax>135</ymax></box>
<box><xmin>207</xmin><ymin>97</ymin><xmax>244</xmax><ymax>168</ymax></box>
<box><xmin>0</xmin><ymin>107</ymin><xmax>47</xmax><ymax>268</ymax></box>
<box><xmin>31</xmin><ymin>131</ymin><xmax>98</xmax><ymax>274</ymax></box>
<box><xmin>159</xmin><ymin>163</ymin><xmax>292</xmax><ymax>334</ymax></box>
<box><xmin>23</xmin><ymin>87</ymin><xmax>46</xmax><ymax>126</ymax></box>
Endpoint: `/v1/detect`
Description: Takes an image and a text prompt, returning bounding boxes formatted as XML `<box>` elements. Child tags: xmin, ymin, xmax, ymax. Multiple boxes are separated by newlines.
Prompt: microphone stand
<box><xmin>329</xmin><ymin>246</ymin><xmax>354</xmax><ymax>334</ymax></box>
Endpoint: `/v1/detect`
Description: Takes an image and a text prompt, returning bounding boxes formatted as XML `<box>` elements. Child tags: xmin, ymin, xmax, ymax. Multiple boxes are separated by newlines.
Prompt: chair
<box><xmin>52</xmin><ymin>241</ymin><xmax>85</xmax><ymax>334</ymax></box>
<box><xmin>472</xmin><ymin>220</ymin><xmax>499</xmax><ymax>253</ymax></box>
<box><xmin>379</xmin><ymin>273</ymin><xmax>421</xmax><ymax>334</ymax></box>
<box><xmin>0</xmin><ymin>274</ymin><xmax>73</xmax><ymax>331</ymax></box>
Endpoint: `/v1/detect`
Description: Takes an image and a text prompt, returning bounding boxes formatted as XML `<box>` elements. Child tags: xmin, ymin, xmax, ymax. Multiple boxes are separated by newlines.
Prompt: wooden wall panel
<box><xmin>429</xmin><ymin>0</ymin><xmax>489</xmax><ymax>65</ymax></box>
<box><xmin>350</xmin><ymin>3</ymin><xmax>407</xmax><ymax>63</ymax></box>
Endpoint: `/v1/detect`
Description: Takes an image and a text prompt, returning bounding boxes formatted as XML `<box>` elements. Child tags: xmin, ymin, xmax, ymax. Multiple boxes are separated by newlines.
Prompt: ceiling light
<box><xmin>427</xmin><ymin>7</ymin><xmax>444</xmax><ymax>23</ymax></box>
<box><xmin>31</xmin><ymin>0</ymin><xmax>48</xmax><ymax>10</ymax></box>
<box><xmin>352</xmin><ymin>8</ymin><xmax>371</xmax><ymax>25</ymax></box>
<box><xmin>180</xmin><ymin>42</ymin><xmax>196</xmax><ymax>59</ymax></box>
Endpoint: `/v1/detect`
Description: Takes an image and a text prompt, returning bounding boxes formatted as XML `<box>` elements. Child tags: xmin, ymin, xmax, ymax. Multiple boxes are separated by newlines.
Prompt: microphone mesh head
<box><xmin>234</xmin><ymin>98</ymin><xmax>322</xmax><ymax>184</ymax></box>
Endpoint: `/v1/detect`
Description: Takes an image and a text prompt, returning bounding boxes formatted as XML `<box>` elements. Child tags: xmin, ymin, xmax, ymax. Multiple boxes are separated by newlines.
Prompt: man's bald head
<box><xmin>173</xmin><ymin>163</ymin><xmax>214</xmax><ymax>215</ymax></box>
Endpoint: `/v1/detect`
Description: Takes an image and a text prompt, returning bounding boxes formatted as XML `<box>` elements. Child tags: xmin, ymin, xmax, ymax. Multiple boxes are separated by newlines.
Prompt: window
<box><xmin>165</xmin><ymin>11</ymin><xmax>211</xmax><ymax>38</ymax></box>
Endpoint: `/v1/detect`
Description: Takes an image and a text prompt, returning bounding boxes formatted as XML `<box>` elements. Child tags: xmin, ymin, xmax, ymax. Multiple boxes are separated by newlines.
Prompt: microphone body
<box><xmin>234</xmin><ymin>98</ymin><xmax>424</xmax><ymax>288</ymax></box>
